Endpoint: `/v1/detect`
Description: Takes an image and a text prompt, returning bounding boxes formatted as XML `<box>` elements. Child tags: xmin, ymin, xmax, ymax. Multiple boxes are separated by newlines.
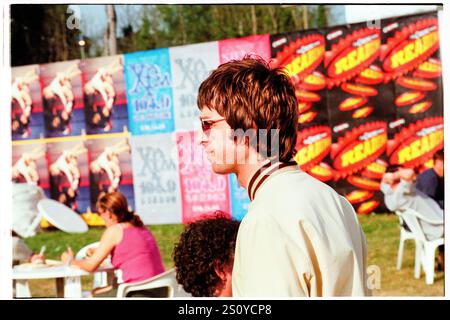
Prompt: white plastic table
<box><xmin>37</xmin><ymin>199</ymin><xmax>88</xmax><ymax>233</ymax></box>
<box><xmin>13</xmin><ymin>264</ymin><xmax>115</xmax><ymax>298</ymax></box>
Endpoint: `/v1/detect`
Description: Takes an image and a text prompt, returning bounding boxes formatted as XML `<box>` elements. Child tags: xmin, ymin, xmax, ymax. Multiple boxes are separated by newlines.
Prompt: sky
<box><xmin>70</xmin><ymin>4</ymin><xmax>144</xmax><ymax>39</ymax></box>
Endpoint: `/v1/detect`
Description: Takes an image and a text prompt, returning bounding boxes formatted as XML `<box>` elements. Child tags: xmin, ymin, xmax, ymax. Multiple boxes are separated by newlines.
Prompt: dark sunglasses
<box><xmin>199</xmin><ymin>117</ymin><xmax>226</xmax><ymax>132</ymax></box>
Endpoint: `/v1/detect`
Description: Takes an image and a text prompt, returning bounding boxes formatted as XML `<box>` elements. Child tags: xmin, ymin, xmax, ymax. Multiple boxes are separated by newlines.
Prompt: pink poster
<box><xmin>176</xmin><ymin>131</ymin><xmax>231</xmax><ymax>223</ymax></box>
<box><xmin>218</xmin><ymin>34</ymin><xmax>271</xmax><ymax>64</ymax></box>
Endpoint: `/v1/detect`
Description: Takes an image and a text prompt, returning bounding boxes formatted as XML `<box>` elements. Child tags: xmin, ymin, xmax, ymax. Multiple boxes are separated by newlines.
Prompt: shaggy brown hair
<box><xmin>173</xmin><ymin>212</ymin><xmax>240</xmax><ymax>297</ymax></box>
<box><xmin>197</xmin><ymin>55</ymin><xmax>298</xmax><ymax>162</ymax></box>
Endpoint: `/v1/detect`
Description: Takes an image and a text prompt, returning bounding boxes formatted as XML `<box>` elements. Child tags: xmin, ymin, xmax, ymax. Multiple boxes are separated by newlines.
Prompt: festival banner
<box><xmin>170</xmin><ymin>42</ymin><xmax>220</xmax><ymax>131</ymax></box>
<box><xmin>270</xmin><ymin>30</ymin><xmax>333</xmax><ymax>182</ymax></box>
<box><xmin>46</xmin><ymin>140</ymin><xmax>90</xmax><ymax>214</ymax></box>
<box><xmin>9</xmin><ymin>11</ymin><xmax>444</xmax><ymax>217</ymax></box>
<box><xmin>11</xmin><ymin>65</ymin><xmax>45</xmax><ymax>140</ymax></box>
<box><xmin>80</xmin><ymin>55</ymin><xmax>129</xmax><ymax>134</ymax></box>
<box><xmin>324</xmin><ymin>21</ymin><xmax>394</xmax><ymax>213</ymax></box>
<box><xmin>86</xmin><ymin>135</ymin><xmax>135</xmax><ymax>213</ymax></box>
<box><xmin>39</xmin><ymin>60</ymin><xmax>86</xmax><ymax>137</ymax></box>
<box><xmin>382</xmin><ymin>13</ymin><xmax>443</xmax><ymax>173</ymax></box>
<box><xmin>387</xmin><ymin>116</ymin><xmax>443</xmax><ymax>169</ymax></box>
<box><xmin>124</xmin><ymin>49</ymin><xmax>175</xmax><ymax>135</ymax></box>
<box><xmin>176</xmin><ymin>131</ymin><xmax>231</xmax><ymax>223</ymax></box>
<box><xmin>131</xmin><ymin>134</ymin><xmax>182</xmax><ymax>224</ymax></box>
<box><xmin>228</xmin><ymin>174</ymin><xmax>250</xmax><ymax>221</ymax></box>
<box><xmin>219</xmin><ymin>34</ymin><xmax>271</xmax><ymax>63</ymax></box>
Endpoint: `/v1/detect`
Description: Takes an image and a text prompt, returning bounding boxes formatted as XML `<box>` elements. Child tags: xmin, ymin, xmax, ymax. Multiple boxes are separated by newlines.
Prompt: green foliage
<box><xmin>11</xmin><ymin>4</ymin><xmax>87</xmax><ymax>66</ymax></box>
<box><xmin>11</xmin><ymin>4</ymin><xmax>332</xmax><ymax>64</ymax></box>
<box><xmin>113</xmin><ymin>4</ymin><xmax>332</xmax><ymax>54</ymax></box>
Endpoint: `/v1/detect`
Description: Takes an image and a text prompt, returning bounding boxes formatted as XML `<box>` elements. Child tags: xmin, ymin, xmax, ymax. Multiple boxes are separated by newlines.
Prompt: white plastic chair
<box><xmin>116</xmin><ymin>268</ymin><xmax>191</xmax><ymax>298</ymax></box>
<box><xmin>394</xmin><ymin>211</ymin><xmax>417</xmax><ymax>270</ymax></box>
<box><xmin>76</xmin><ymin>242</ymin><xmax>122</xmax><ymax>289</ymax></box>
<box><xmin>397</xmin><ymin>208</ymin><xmax>444</xmax><ymax>285</ymax></box>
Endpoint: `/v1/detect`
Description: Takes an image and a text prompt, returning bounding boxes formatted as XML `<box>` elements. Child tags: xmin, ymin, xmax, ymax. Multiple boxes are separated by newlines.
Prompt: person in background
<box><xmin>416</xmin><ymin>149</ymin><xmax>444</xmax><ymax>210</ymax></box>
<box><xmin>60</xmin><ymin>191</ymin><xmax>165</xmax><ymax>297</ymax></box>
<box><xmin>380</xmin><ymin>166</ymin><xmax>444</xmax><ymax>270</ymax></box>
<box><xmin>173</xmin><ymin>213</ymin><xmax>239</xmax><ymax>297</ymax></box>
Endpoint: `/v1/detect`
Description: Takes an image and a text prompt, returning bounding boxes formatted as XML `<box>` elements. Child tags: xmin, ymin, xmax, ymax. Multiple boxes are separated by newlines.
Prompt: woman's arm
<box><xmin>62</xmin><ymin>226</ymin><xmax>120</xmax><ymax>272</ymax></box>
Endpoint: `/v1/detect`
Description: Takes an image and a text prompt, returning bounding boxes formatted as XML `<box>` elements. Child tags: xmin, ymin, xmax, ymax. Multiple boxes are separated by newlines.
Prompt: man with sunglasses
<box><xmin>196</xmin><ymin>56</ymin><xmax>370</xmax><ymax>297</ymax></box>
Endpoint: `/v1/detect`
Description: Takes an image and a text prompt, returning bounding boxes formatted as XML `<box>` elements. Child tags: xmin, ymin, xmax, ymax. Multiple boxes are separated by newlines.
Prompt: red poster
<box><xmin>219</xmin><ymin>34</ymin><xmax>271</xmax><ymax>64</ymax></box>
<box><xmin>176</xmin><ymin>131</ymin><xmax>231</xmax><ymax>223</ymax></box>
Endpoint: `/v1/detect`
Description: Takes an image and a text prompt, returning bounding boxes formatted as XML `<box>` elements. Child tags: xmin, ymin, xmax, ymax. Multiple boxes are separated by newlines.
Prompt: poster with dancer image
<box><xmin>80</xmin><ymin>55</ymin><xmax>129</xmax><ymax>134</ymax></box>
<box><xmin>11</xmin><ymin>65</ymin><xmax>45</xmax><ymax>140</ymax></box>
<box><xmin>131</xmin><ymin>134</ymin><xmax>182</xmax><ymax>224</ymax></box>
<box><xmin>170</xmin><ymin>41</ymin><xmax>220</xmax><ymax>131</ymax></box>
<box><xmin>12</xmin><ymin>142</ymin><xmax>50</xmax><ymax>199</ymax></box>
<box><xmin>46</xmin><ymin>140</ymin><xmax>90</xmax><ymax>214</ymax></box>
<box><xmin>87</xmin><ymin>135</ymin><xmax>135</xmax><ymax>211</ymax></box>
<box><xmin>124</xmin><ymin>48</ymin><xmax>175</xmax><ymax>135</ymax></box>
<box><xmin>40</xmin><ymin>60</ymin><xmax>86</xmax><ymax>137</ymax></box>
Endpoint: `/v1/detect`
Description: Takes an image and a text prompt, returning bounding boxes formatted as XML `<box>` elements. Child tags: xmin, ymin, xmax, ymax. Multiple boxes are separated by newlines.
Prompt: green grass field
<box><xmin>22</xmin><ymin>214</ymin><xmax>444</xmax><ymax>297</ymax></box>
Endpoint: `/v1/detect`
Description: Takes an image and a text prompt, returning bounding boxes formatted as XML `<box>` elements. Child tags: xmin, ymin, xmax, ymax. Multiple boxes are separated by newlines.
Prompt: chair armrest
<box><xmin>116</xmin><ymin>278</ymin><xmax>149</xmax><ymax>298</ymax></box>
<box><xmin>404</xmin><ymin>208</ymin><xmax>443</xmax><ymax>225</ymax></box>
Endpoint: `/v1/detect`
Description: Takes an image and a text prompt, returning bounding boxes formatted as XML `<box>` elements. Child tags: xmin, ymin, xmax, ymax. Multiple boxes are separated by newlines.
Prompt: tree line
<box><xmin>11</xmin><ymin>4</ymin><xmax>329</xmax><ymax>66</ymax></box>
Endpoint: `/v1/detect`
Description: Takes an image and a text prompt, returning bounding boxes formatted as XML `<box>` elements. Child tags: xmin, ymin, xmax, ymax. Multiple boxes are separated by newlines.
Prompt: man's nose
<box><xmin>196</xmin><ymin>129</ymin><xmax>209</xmax><ymax>146</ymax></box>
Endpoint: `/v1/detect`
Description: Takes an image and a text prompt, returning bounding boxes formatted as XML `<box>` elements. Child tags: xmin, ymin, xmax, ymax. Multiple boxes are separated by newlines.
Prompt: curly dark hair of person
<box><xmin>173</xmin><ymin>212</ymin><xmax>240</xmax><ymax>297</ymax></box>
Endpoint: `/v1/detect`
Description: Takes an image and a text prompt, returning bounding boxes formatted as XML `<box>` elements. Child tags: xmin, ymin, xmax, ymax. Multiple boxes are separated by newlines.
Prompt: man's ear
<box><xmin>106</xmin><ymin>210</ymin><xmax>114</xmax><ymax>220</ymax></box>
<box><xmin>214</xmin><ymin>262</ymin><xmax>227</xmax><ymax>281</ymax></box>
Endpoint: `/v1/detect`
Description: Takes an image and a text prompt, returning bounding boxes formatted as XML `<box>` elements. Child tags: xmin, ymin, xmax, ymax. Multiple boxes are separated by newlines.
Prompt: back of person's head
<box><xmin>197</xmin><ymin>55</ymin><xmax>298</xmax><ymax>162</ymax></box>
<box><xmin>386</xmin><ymin>165</ymin><xmax>401</xmax><ymax>174</ymax></box>
<box><xmin>96</xmin><ymin>192</ymin><xmax>143</xmax><ymax>227</ymax></box>
<box><xmin>173</xmin><ymin>212</ymin><xmax>240</xmax><ymax>297</ymax></box>
<box><xmin>434</xmin><ymin>149</ymin><xmax>444</xmax><ymax>162</ymax></box>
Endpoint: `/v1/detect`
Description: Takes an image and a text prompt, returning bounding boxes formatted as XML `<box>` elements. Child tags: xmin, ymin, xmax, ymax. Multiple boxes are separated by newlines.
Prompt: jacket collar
<box><xmin>247</xmin><ymin>159</ymin><xmax>299</xmax><ymax>201</ymax></box>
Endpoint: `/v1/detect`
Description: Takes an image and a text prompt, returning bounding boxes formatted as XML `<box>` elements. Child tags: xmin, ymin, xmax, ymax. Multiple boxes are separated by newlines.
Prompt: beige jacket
<box><xmin>232</xmin><ymin>163</ymin><xmax>370</xmax><ymax>297</ymax></box>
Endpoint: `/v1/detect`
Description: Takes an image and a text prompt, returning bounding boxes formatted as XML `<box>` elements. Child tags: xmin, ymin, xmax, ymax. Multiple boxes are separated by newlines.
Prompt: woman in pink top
<box><xmin>61</xmin><ymin>192</ymin><xmax>165</xmax><ymax>297</ymax></box>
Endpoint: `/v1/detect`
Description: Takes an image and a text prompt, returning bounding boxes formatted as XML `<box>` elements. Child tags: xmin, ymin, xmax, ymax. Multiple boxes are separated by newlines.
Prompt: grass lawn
<box><xmin>21</xmin><ymin>214</ymin><xmax>443</xmax><ymax>297</ymax></box>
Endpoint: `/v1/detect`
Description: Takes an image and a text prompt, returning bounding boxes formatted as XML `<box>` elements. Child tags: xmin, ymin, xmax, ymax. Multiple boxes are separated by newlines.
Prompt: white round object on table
<box><xmin>37</xmin><ymin>199</ymin><xmax>88</xmax><ymax>233</ymax></box>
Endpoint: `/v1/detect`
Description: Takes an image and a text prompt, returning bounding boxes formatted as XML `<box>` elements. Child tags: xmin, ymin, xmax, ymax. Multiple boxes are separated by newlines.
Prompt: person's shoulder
<box><xmin>418</xmin><ymin>168</ymin><xmax>435</xmax><ymax>178</ymax></box>
<box><xmin>102</xmin><ymin>224</ymin><xmax>123</xmax><ymax>241</ymax></box>
<box><xmin>417</xmin><ymin>169</ymin><xmax>437</xmax><ymax>182</ymax></box>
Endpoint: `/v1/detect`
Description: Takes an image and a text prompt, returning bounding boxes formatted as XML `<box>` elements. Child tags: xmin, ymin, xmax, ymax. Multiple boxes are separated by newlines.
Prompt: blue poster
<box><xmin>229</xmin><ymin>174</ymin><xmax>250</xmax><ymax>221</ymax></box>
<box><xmin>124</xmin><ymin>49</ymin><xmax>175</xmax><ymax>135</ymax></box>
